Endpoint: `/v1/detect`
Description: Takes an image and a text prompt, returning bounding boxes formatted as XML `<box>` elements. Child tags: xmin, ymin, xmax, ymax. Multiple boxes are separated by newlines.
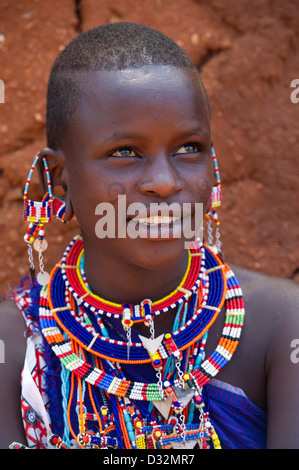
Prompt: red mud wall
<box><xmin>0</xmin><ymin>0</ymin><xmax>298</xmax><ymax>298</ymax></box>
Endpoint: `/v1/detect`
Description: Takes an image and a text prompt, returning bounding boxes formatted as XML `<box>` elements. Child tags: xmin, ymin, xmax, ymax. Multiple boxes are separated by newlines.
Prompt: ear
<box><xmin>38</xmin><ymin>147</ymin><xmax>74</xmax><ymax>222</ymax></box>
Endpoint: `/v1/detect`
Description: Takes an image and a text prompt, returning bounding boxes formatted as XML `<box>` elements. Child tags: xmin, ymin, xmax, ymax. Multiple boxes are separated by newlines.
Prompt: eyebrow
<box><xmin>176</xmin><ymin>128</ymin><xmax>209</xmax><ymax>139</ymax></box>
<box><xmin>102</xmin><ymin>127</ymin><xmax>209</xmax><ymax>144</ymax></box>
<box><xmin>104</xmin><ymin>132</ymin><xmax>146</xmax><ymax>143</ymax></box>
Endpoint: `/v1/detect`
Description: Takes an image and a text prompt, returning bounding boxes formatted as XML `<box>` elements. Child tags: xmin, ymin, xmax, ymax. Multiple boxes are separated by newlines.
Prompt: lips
<box><xmin>127</xmin><ymin>203</ymin><xmax>191</xmax><ymax>222</ymax></box>
<box><xmin>136</xmin><ymin>215</ymin><xmax>180</xmax><ymax>226</ymax></box>
<box><xmin>126</xmin><ymin>203</ymin><xmax>193</xmax><ymax>240</ymax></box>
<box><xmin>132</xmin><ymin>217</ymin><xmax>184</xmax><ymax>240</ymax></box>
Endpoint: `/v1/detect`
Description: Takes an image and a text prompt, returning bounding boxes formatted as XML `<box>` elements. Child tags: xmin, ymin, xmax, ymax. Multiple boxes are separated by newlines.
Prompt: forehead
<box><xmin>79</xmin><ymin>65</ymin><xmax>207</xmax><ymax>111</ymax></box>
<box><xmin>64</xmin><ymin>66</ymin><xmax>210</xmax><ymax>151</ymax></box>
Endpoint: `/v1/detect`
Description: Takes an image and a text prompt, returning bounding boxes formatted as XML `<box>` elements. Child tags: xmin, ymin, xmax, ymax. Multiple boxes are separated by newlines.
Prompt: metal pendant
<box><xmin>171</xmin><ymin>439</ymin><xmax>198</xmax><ymax>450</ymax></box>
<box><xmin>152</xmin><ymin>393</ymin><xmax>174</xmax><ymax>420</ymax></box>
<box><xmin>33</xmin><ymin>238</ymin><xmax>48</xmax><ymax>252</ymax></box>
<box><xmin>37</xmin><ymin>271</ymin><xmax>50</xmax><ymax>286</ymax></box>
<box><xmin>174</xmin><ymin>386</ymin><xmax>195</xmax><ymax>409</ymax></box>
<box><xmin>139</xmin><ymin>334</ymin><xmax>164</xmax><ymax>356</ymax></box>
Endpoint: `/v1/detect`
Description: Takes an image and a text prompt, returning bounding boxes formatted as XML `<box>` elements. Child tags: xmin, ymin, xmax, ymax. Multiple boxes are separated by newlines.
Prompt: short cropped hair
<box><xmin>46</xmin><ymin>22</ymin><xmax>209</xmax><ymax>150</ymax></box>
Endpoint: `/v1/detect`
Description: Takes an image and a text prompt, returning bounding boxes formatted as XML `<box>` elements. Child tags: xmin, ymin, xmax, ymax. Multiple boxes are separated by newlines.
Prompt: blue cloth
<box><xmin>205</xmin><ymin>379</ymin><xmax>267</xmax><ymax>449</ymax></box>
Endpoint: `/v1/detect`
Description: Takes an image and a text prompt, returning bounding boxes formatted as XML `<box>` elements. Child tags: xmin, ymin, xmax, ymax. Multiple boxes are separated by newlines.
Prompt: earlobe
<box><xmin>38</xmin><ymin>147</ymin><xmax>66</xmax><ymax>193</ymax></box>
<box><xmin>63</xmin><ymin>191</ymin><xmax>75</xmax><ymax>223</ymax></box>
<box><xmin>38</xmin><ymin>147</ymin><xmax>75</xmax><ymax>222</ymax></box>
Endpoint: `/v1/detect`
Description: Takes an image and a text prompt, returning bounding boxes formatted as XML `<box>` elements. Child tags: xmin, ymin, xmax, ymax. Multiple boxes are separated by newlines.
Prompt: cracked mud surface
<box><xmin>0</xmin><ymin>0</ymin><xmax>298</xmax><ymax>297</ymax></box>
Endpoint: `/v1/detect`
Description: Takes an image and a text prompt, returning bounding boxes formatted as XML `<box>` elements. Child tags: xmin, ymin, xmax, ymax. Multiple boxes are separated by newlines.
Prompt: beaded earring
<box><xmin>23</xmin><ymin>152</ymin><xmax>71</xmax><ymax>285</ymax></box>
<box><xmin>23</xmin><ymin>152</ymin><xmax>53</xmax><ymax>286</ymax></box>
<box><xmin>205</xmin><ymin>147</ymin><xmax>222</xmax><ymax>255</ymax></box>
<box><xmin>52</xmin><ymin>194</ymin><xmax>67</xmax><ymax>223</ymax></box>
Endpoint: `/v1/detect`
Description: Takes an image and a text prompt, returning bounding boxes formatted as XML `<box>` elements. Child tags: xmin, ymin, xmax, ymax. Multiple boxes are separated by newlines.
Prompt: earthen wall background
<box><xmin>0</xmin><ymin>0</ymin><xmax>298</xmax><ymax>298</ymax></box>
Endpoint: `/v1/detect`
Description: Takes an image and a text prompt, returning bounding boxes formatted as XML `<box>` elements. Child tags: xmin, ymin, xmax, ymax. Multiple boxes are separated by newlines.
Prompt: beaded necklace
<box><xmin>61</xmin><ymin>235</ymin><xmax>206</xmax><ymax>319</ymax></box>
<box><xmin>44</xmin><ymin>236</ymin><xmax>225</xmax><ymax>363</ymax></box>
<box><xmin>38</xmin><ymin>235</ymin><xmax>245</xmax><ymax>449</ymax></box>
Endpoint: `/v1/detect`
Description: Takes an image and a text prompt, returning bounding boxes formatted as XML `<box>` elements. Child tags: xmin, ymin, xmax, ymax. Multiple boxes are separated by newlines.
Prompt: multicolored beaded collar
<box><xmin>37</xmin><ymin>235</ymin><xmax>245</xmax><ymax>450</ymax></box>
<box><xmin>59</xmin><ymin>235</ymin><xmax>206</xmax><ymax>319</ymax></box>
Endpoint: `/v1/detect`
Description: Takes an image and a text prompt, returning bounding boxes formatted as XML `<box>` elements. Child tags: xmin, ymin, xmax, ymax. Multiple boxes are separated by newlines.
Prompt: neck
<box><xmin>83</xmin><ymin>241</ymin><xmax>189</xmax><ymax>307</ymax></box>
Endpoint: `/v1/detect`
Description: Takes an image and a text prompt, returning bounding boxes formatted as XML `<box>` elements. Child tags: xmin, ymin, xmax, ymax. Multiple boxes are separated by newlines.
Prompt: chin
<box><xmin>127</xmin><ymin>236</ymin><xmax>189</xmax><ymax>271</ymax></box>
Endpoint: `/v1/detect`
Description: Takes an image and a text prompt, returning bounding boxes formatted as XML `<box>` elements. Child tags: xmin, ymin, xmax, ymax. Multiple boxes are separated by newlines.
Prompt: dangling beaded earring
<box><xmin>205</xmin><ymin>147</ymin><xmax>222</xmax><ymax>256</ymax></box>
<box><xmin>23</xmin><ymin>152</ymin><xmax>53</xmax><ymax>286</ymax></box>
<box><xmin>52</xmin><ymin>194</ymin><xmax>67</xmax><ymax>222</ymax></box>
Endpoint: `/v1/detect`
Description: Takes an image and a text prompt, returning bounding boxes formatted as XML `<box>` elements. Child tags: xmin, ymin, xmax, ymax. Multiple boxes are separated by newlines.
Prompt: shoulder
<box><xmin>231</xmin><ymin>266</ymin><xmax>299</xmax><ymax>448</ymax></box>
<box><xmin>0</xmin><ymin>299</ymin><xmax>27</xmax><ymax>338</ymax></box>
<box><xmin>0</xmin><ymin>300</ymin><xmax>27</xmax><ymax>448</ymax></box>
<box><xmin>231</xmin><ymin>265</ymin><xmax>299</xmax><ymax>353</ymax></box>
<box><xmin>232</xmin><ymin>263</ymin><xmax>299</xmax><ymax>295</ymax></box>
<box><xmin>232</xmin><ymin>264</ymin><xmax>299</xmax><ymax>322</ymax></box>
<box><xmin>0</xmin><ymin>298</ymin><xmax>27</xmax><ymax>375</ymax></box>
<box><xmin>0</xmin><ymin>300</ymin><xmax>27</xmax><ymax>365</ymax></box>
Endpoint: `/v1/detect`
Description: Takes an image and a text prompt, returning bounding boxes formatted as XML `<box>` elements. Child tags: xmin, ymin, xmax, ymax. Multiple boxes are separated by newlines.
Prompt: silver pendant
<box><xmin>152</xmin><ymin>393</ymin><xmax>174</xmax><ymax>420</ymax></box>
<box><xmin>174</xmin><ymin>386</ymin><xmax>195</xmax><ymax>409</ymax></box>
<box><xmin>37</xmin><ymin>271</ymin><xmax>50</xmax><ymax>286</ymax></box>
<box><xmin>33</xmin><ymin>238</ymin><xmax>48</xmax><ymax>252</ymax></box>
<box><xmin>171</xmin><ymin>439</ymin><xmax>198</xmax><ymax>450</ymax></box>
<box><xmin>138</xmin><ymin>334</ymin><xmax>164</xmax><ymax>356</ymax></box>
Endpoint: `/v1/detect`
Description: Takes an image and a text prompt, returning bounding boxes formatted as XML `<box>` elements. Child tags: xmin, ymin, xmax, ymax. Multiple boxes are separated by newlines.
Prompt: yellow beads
<box><xmin>136</xmin><ymin>434</ymin><xmax>146</xmax><ymax>449</ymax></box>
<box><xmin>211</xmin><ymin>432</ymin><xmax>222</xmax><ymax>449</ymax></box>
<box><xmin>151</xmin><ymin>351</ymin><xmax>160</xmax><ymax>361</ymax></box>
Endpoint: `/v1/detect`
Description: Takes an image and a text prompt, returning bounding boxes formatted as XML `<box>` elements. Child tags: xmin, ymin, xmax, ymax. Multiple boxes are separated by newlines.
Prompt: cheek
<box><xmin>106</xmin><ymin>182</ymin><xmax>127</xmax><ymax>204</ymax></box>
<box><xmin>194</xmin><ymin>180</ymin><xmax>213</xmax><ymax>216</ymax></box>
<box><xmin>188</xmin><ymin>164</ymin><xmax>213</xmax><ymax>204</ymax></box>
<box><xmin>68</xmin><ymin>170</ymin><xmax>129</xmax><ymax>230</ymax></box>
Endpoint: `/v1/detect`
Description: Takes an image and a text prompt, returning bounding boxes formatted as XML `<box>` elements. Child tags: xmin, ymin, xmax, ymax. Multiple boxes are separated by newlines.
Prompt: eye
<box><xmin>110</xmin><ymin>147</ymin><xmax>137</xmax><ymax>158</ymax></box>
<box><xmin>175</xmin><ymin>143</ymin><xmax>201</xmax><ymax>155</ymax></box>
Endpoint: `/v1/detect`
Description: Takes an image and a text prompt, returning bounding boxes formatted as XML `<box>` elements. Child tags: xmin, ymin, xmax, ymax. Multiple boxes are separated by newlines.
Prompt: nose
<box><xmin>137</xmin><ymin>154</ymin><xmax>184</xmax><ymax>198</ymax></box>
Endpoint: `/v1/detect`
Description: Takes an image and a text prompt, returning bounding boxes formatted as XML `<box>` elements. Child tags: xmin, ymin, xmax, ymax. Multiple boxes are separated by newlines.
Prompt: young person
<box><xmin>1</xmin><ymin>22</ymin><xmax>299</xmax><ymax>450</ymax></box>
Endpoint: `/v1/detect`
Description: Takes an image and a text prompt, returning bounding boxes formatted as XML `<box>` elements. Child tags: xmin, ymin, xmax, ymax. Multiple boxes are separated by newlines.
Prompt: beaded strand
<box><xmin>36</xmin><ymin>236</ymin><xmax>245</xmax><ymax>449</ymax></box>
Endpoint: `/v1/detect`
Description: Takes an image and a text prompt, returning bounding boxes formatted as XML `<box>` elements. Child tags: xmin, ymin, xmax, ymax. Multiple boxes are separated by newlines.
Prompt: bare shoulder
<box><xmin>232</xmin><ymin>263</ymin><xmax>299</xmax><ymax>292</ymax></box>
<box><xmin>232</xmin><ymin>264</ymin><xmax>299</xmax><ymax>370</ymax></box>
<box><xmin>231</xmin><ymin>267</ymin><xmax>299</xmax><ymax>448</ymax></box>
<box><xmin>232</xmin><ymin>264</ymin><xmax>299</xmax><ymax>322</ymax></box>
<box><xmin>0</xmin><ymin>300</ymin><xmax>27</xmax><ymax>448</ymax></box>
<box><xmin>0</xmin><ymin>300</ymin><xmax>27</xmax><ymax>364</ymax></box>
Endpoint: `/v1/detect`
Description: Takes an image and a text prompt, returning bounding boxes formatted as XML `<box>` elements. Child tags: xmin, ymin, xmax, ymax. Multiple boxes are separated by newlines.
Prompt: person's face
<box><xmin>61</xmin><ymin>65</ymin><xmax>213</xmax><ymax>271</ymax></box>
